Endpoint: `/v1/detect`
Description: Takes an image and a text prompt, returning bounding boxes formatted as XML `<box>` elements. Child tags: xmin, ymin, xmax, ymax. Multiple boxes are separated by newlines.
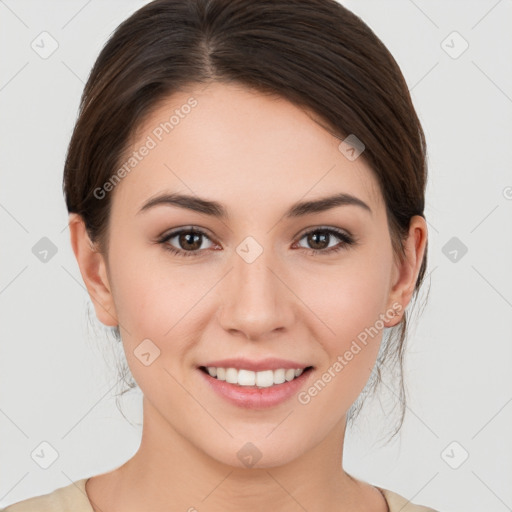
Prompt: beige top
<box><xmin>1</xmin><ymin>478</ymin><xmax>439</xmax><ymax>511</ymax></box>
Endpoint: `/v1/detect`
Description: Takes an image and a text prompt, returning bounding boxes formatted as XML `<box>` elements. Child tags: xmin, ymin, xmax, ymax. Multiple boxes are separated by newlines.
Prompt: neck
<box><xmin>90</xmin><ymin>397</ymin><xmax>380</xmax><ymax>512</ymax></box>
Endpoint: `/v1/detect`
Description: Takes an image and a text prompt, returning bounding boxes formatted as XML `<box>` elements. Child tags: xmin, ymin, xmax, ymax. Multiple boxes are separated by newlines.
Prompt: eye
<box><xmin>295</xmin><ymin>227</ymin><xmax>355</xmax><ymax>255</ymax></box>
<box><xmin>157</xmin><ymin>226</ymin><xmax>355</xmax><ymax>258</ymax></box>
<box><xmin>157</xmin><ymin>227</ymin><xmax>215</xmax><ymax>257</ymax></box>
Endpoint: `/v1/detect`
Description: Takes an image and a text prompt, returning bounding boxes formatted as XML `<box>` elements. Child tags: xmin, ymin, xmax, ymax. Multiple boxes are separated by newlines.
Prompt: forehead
<box><xmin>111</xmin><ymin>82</ymin><xmax>384</xmax><ymax>217</ymax></box>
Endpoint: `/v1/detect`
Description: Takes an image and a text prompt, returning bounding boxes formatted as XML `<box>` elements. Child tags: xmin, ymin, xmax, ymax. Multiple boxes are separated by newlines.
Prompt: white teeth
<box><xmin>225</xmin><ymin>367</ymin><xmax>238</xmax><ymax>384</ymax></box>
<box><xmin>285</xmin><ymin>369</ymin><xmax>295</xmax><ymax>381</ymax></box>
<box><xmin>255</xmin><ymin>370</ymin><xmax>274</xmax><ymax>388</ymax></box>
<box><xmin>273</xmin><ymin>368</ymin><xmax>286</xmax><ymax>384</ymax></box>
<box><xmin>205</xmin><ymin>366</ymin><xmax>308</xmax><ymax>387</ymax></box>
<box><xmin>238</xmin><ymin>369</ymin><xmax>256</xmax><ymax>386</ymax></box>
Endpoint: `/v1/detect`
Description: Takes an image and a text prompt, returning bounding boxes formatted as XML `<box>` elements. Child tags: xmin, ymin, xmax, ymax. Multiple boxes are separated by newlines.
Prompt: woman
<box><xmin>2</xmin><ymin>0</ymin><xmax>437</xmax><ymax>510</ymax></box>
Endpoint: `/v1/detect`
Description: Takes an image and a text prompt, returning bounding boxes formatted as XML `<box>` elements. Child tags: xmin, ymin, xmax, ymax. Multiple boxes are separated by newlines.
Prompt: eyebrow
<box><xmin>137</xmin><ymin>192</ymin><xmax>372</xmax><ymax>218</ymax></box>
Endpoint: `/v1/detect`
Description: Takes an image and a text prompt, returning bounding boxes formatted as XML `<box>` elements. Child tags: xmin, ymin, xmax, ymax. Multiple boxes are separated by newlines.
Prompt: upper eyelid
<box><xmin>295</xmin><ymin>225</ymin><xmax>350</xmax><ymax>239</ymax></box>
<box><xmin>161</xmin><ymin>225</ymin><xmax>213</xmax><ymax>238</ymax></box>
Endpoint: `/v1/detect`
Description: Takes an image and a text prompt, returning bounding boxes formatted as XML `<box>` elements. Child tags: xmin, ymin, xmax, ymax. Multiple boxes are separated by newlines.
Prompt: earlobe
<box><xmin>385</xmin><ymin>215</ymin><xmax>428</xmax><ymax>327</ymax></box>
<box><xmin>68</xmin><ymin>213</ymin><xmax>118</xmax><ymax>327</ymax></box>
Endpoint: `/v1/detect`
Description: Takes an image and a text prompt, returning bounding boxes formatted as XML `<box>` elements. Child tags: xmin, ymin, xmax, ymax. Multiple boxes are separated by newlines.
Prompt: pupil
<box><xmin>309</xmin><ymin>231</ymin><xmax>328</xmax><ymax>250</ymax></box>
<box><xmin>181</xmin><ymin>232</ymin><xmax>201</xmax><ymax>250</ymax></box>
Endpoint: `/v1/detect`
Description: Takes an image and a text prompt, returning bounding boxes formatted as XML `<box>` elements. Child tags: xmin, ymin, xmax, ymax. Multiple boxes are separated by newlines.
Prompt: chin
<box><xmin>198</xmin><ymin>430</ymin><xmax>308</xmax><ymax>469</ymax></box>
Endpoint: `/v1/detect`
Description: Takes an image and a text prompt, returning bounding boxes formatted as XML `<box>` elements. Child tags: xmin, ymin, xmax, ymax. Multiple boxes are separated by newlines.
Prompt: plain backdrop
<box><xmin>1</xmin><ymin>1</ymin><xmax>511</xmax><ymax>511</ymax></box>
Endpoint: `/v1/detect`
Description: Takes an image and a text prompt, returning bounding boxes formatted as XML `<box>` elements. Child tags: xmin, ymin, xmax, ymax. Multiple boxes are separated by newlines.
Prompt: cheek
<box><xmin>108</xmin><ymin>247</ymin><xmax>215</xmax><ymax>379</ymax></box>
<box><xmin>109</xmin><ymin>268</ymin><xmax>200</xmax><ymax>402</ymax></box>
<box><xmin>304</xmin><ymin>243</ymin><xmax>393</xmax><ymax>374</ymax></box>
<box><xmin>108</xmin><ymin>230</ymin><xmax>194</xmax><ymax>334</ymax></box>
<box><xmin>298</xmin><ymin>268</ymin><xmax>390</xmax><ymax>419</ymax></box>
<box><xmin>312</xmin><ymin>251</ymin><xmax>392</xmax><ymax>329</ymax></box>
<box><xmin>112</xmin><ymin>267</ymin><xmax>200</xmax><ymax>342</ymax></box>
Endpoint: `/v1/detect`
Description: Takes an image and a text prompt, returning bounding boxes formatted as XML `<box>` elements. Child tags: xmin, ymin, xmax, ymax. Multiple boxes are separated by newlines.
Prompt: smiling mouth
<box><xmin>199</xmin><ymin>365</ymin><xmax>314</xmax><ymax>388</ymax></box>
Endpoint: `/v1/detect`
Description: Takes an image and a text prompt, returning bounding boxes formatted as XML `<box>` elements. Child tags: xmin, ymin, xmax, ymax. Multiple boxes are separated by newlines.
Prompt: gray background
<box><xmin>1</xmin><ymin>1</ymin><xmax>511</xmax><ymax>510</ymax></box>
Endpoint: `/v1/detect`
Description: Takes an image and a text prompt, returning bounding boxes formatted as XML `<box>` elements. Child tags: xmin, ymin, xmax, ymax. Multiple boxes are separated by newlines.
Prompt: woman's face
<box><xmin>82</xmin><ymin>82</ymin><xmax>420</xmax><ymax>468</ymax></box>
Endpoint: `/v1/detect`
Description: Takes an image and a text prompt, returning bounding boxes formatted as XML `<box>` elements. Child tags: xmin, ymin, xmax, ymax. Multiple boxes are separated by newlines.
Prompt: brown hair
<box><xmin>63</xmin><ymin>0</ymin><xmax>428</xmax><ymax>441</ymax></box>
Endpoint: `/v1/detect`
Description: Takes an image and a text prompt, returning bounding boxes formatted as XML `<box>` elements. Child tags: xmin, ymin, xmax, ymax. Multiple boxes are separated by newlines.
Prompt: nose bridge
<box><xmin>217</xmin><ymin>235</ymin><xmax>293</xmax><ymax>339</ymax></box>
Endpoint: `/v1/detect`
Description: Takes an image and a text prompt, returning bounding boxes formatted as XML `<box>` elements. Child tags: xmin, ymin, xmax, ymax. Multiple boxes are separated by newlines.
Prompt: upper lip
<box><xmin>199</xmin><ymin>357</ymin><xmax>312</xmax><ymax>372</ymax></box>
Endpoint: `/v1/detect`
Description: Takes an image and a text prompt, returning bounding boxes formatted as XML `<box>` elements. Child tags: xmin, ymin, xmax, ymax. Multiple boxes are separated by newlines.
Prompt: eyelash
<box><xmin>157</xmin><ymin>226</ymin><xmax>356</xmax><ymax>258</ymax></box>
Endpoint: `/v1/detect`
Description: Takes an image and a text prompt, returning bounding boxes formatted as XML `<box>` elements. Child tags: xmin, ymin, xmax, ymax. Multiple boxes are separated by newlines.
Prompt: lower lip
<box><xmin>198</xmin><ymin>367</ymin><xmax>313</xmax><ymax>409</ymax></box>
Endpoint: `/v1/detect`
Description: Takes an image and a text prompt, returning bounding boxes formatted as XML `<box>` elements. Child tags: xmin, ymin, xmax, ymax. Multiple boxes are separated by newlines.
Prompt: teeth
<box><xmin>274</xmin><ymin>368</ymin><xmax>285</xmax><ymax>384</ymax></box>
<box><xmin>205</xmin><ymin>367</ymin><xmax>308</xmax><ymax>387</ymax></box>
<box><xmin>285</xmin><ymin>369</ymin><xmax>295</xmax><ymax>381</ymax></box>
<box><xmin>238</xmin><ymin>369</ymin><xmax>256</xmax><ymax>386</ymax></box>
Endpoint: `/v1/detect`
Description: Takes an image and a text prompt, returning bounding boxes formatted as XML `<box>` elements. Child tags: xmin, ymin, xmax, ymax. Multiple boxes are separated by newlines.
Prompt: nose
<box><xmin>216</xmin><ymin>244</ymin><xmax>296</xmax><ymax>341</ymax></box>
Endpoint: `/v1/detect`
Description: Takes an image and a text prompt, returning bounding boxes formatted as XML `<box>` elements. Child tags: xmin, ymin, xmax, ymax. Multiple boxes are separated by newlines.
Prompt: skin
<box><xmin>69</xmin><ymin>81</ymin><xmax>427</xmax><ymax>512</ymax></box>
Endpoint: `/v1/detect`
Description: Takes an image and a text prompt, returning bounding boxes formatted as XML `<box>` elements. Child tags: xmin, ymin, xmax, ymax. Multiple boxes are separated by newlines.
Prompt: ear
<box><xmin>68</xmin><ymin>213</ymin><xmax>118</xmax><ymax>327</ymax></box>
<box><xmin>385</xmin><ymin>215</ymin><xmax>428</xmax><ymax>327</ymax></box>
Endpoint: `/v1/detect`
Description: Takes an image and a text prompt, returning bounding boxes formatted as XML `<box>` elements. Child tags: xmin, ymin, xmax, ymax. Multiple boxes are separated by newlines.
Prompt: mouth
<box><xmin>198</xmin><ymin>365</ymin><xmax>314</xmax><ymax>389</ymax></box>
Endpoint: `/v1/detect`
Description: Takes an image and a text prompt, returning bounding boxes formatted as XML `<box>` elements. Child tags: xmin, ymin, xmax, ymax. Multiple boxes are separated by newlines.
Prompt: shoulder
<box><xmin>378</xmin><ymin>486</ymin><xmax>440</xmax><ymax>512</ymax></box>
<box><xmin>1</xmin><ymin>479</ymin><xmax>93</xmax><ymax>512</ymax></box>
